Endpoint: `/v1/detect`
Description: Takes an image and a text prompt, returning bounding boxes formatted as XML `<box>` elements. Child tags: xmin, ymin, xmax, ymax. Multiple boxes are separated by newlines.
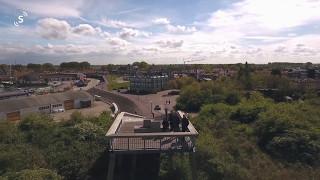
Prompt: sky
<box><xmin>0</xmin><ymin>0</ymin><xmax>320</xmax><ymax>65</ymax></box>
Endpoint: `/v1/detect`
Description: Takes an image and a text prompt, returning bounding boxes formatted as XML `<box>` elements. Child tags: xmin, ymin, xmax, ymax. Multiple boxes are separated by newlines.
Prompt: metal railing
<box><xmin>106</xmin><ymin>112</ymin><xmax>199</xmax><ymax>153</ymax></box>
<box><xmin>108</xmin><ymin>133</ymin><xmax>197</xmax><ymax>153</ymax></box>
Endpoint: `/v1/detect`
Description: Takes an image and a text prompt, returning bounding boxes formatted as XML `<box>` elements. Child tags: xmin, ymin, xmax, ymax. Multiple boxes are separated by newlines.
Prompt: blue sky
<box><xmin>0</xmin><ymin>0</ymin><xmax>320</xmax><ymax>64</ymax></box>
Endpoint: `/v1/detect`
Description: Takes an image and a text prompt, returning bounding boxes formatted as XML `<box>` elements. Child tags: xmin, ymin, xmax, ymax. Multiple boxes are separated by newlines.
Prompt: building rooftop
<box><xmin>0</xmin><ymin>90</ymin><xmax>91</xmax><ymax>113</ymax></box>
<box><xmin>106</xmin><ymin>112</ymin><xmax>198</xmax><ymax>153</ymax></box>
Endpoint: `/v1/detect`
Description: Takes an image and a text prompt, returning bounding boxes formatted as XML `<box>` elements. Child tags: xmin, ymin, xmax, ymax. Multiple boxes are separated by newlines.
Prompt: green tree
<box><xmin>4</xmin><ymin>168</ymin><xmax>62</xmax><ymax>180</ymax></box>
<box><xmin>42</xmin><ymin>63</ymin><xmax>55</xmax><ymax>71</ymax></box>
<box><xmin>27</xmin><ymin>63</ymin><xmax>42</xmax><ymax>72</ymax></box>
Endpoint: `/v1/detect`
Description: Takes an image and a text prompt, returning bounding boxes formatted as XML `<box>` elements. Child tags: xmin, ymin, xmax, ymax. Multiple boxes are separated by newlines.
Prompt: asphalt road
<box><xmin>87</xmin><ymin>76</ymin><xmax>178</xmax><ymax>119</ymax></box>
<box><xmin>87</xmin><ymin>88</ymin><xmax>143</xmax><ymax>116</ymax></box>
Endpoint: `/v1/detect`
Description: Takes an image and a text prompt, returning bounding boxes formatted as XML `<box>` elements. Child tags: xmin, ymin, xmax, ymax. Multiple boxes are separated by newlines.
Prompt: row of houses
<box><xmin>285</xmin><ymin>68</ymin><xmax>320</xmax><ymax>79</ymax></box>
<box><xmin>18</xmin><ymin>73</ymin><xmax>86</xmax><ymax>85</ymax></box>
<box><xmin>0</xmin><ymin>91</ymin><xmax>93</xmax><ymax>121</ymax></box>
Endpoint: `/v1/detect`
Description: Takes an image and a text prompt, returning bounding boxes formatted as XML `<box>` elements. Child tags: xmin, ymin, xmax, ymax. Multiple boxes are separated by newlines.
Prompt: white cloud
<box><xmin>37</xmin><ymin>18</ymin><xmax>111</xmax><ymax>40</ymax></box>
<box><xmin>72</xmin><ymin>24</ymin><xmax>97</xmax><ymax>36</ymax></box>
<box><xmin>208</xmin><ymin>0</ymin><xmax>320</xmax><ymax>34</ymax></box>
<box><xmin>142</xmin><ymin>47</ymin><xmax>159</xmax><ymax>52</ymax></box>
<box><xmin>2</xmin><ymin>0</ymin><xmax>320</xmax><ymax>64</ymax></box>
<box><xmin>167</xmin><ymin>25</ymin><xmax>197</xmax><ymax>34</ymax></box>
<box><xmin>99</xmin><ymin>18</ymin><xmax>131</xmax><ymax>28</ymax></box>
<box><xmin>152</xmin><ymin>18</ymin><xmax>170</xmax><ymax>25</ymax></box>
<box><xmin>0</xmin><ymin>0</ymin><xmax>83</xmax><ymax>17</ymax></box>
<box><xmin>118</xmin><ymin>28</ymin><xmax>139</xmax><ymax>39</ymax></box>
<box><xmin>156</xmin><ymin>40</ymin><xmax>184</xmax><ymax>48</ymax></box>
<box><xmin>274</xmin><ymin>46</ymin><xmax>287</xmax><ymax>53</ymax></box>
<box><xmin>106</xmin><ymin>37</ymin><xmax>129</xmax><ymax>47</ymax></box>
<box><xmin>118</xmin><ymin>28</ymin><xmax>152</xmax><ymax>39</ymax></box>
<box><xmin>37</xmin><ymin>18</ymin><xmax>71</xmax><ymax>39</ymax></box>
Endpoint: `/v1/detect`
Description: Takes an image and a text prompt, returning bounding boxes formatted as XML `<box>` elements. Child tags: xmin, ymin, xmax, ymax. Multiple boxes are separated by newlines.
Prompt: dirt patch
<box><xmin>52</xmin><ymin>101</ymin><xmax>110</xmax><ymax>121</ymax></box>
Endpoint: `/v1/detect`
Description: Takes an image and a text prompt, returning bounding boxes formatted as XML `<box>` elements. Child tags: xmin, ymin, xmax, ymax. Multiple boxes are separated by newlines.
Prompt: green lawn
<box><xmin>107</xmin><ymin>75</ymin><xmax>129</xmax><ymax>90</ymax></box>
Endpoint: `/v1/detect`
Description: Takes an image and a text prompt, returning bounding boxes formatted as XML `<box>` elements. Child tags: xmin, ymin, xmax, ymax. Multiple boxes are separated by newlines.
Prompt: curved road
<box><xmin>87</xmin><ymin>77</ymin><xmax>177</xmax><ymax>119</ymax></box>
<box><xmin>87</xmin><ymin>87</ymin><xmax>144</xmax><ymax>116</ymax></box>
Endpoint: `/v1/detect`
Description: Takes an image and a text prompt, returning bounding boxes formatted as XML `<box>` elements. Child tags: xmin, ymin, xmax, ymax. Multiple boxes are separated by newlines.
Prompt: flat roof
<box><xmin>106</xmin><ymin>112</ymin><xmax>198</xmax><ymax>137</ymax></box>
<box><xmin>0</xmin><ymin>90</ymin><xmax>92</xmax><ymax>113</ymax></box>
<box><xmin>0</xmin><ymin>91</ymin><xmax>28</xmax><ymax>98</ymax></box>
<box><xmin>106</xmin><ymin>112</ymin><xmax>199</xmax><ymax>153</ymax></box>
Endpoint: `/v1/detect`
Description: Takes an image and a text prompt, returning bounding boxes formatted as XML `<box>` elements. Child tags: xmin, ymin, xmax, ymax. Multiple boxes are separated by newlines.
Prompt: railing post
<box><xmin>176</xmin><ymin>137</ymin><xmax>178</xmax><ymax>150</ymax></box>
<box><xmin>144</xmin><ymin>139</ymin><xmax>146</xmax><ymax>150</ymax></box>
<box><xmin>160</xmin><ymin>139</ymin><xmax>162</xmax><ymax>151</ymax></box>
<box><xmin>111</xmin><ymin>138</ymin><xmax>113</xmax><ymax>151</ymax></box>
<box><xmin>127</xmin><ymin>138</ymin><xmax>130</xmax><ymax>151</ymax></box>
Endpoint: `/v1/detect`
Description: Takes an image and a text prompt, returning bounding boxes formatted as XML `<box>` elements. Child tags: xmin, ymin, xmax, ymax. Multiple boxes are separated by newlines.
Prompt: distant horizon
<box><xmin>1</xmin><ymin>61</ymin><xmax>319</xmax><ymax>66</ymax></box>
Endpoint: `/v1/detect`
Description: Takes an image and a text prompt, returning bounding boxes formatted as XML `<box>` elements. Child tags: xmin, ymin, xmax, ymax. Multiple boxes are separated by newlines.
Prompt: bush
<box><xmin>255</xmin><ymin>103</ymin><xmax>320</xmax><ymax>165</ymax></box>
<box><xmin>4</xmin><ymin>168</ymin><xmax>62</xmax><ymax>180</ymax></box>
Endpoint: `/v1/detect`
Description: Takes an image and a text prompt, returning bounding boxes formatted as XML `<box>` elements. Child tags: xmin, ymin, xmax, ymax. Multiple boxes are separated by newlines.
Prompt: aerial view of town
<box><xmin>0</xmin><ymin>0</ymin><xmax>320</xmax><ymax>180</ymax></box>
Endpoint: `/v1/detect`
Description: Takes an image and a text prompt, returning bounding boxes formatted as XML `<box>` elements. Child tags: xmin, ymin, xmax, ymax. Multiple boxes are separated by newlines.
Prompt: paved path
<box><xmin>73</xmin><ymin>78</ymin><xmax>100</xmax><ymax>91</ymax></box>
<box><xmin>113</xmin><ymin>90</ymin><xmax>179</xmax><ymax>119</ymax></box>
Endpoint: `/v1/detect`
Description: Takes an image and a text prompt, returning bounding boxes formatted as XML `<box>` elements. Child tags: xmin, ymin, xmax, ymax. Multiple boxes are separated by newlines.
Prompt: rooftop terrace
<box><xmin>106</xmin><ymin>112</ymin><xmax>198</xmax><ymax>154</ymax></box>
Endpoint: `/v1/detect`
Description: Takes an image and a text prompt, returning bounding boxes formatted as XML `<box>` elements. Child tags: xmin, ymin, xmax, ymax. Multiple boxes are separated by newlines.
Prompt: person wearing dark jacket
<box><xmin>181</xmin><ymin>115</ymin><xmax>189</xmax><ymax>132</ymax></box>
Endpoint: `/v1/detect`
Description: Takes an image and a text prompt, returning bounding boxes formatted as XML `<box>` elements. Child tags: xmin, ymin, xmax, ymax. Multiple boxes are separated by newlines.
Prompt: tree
<box><xmin>132</xmin><ymin>61</ymin><xmax>149</xmax><ymax>70</ymax></box>
<box><xmin>255</xmin><ymin>103</ymin><xmax>320</xmax><ymax>165</ymax></box>
<box><xmin>237</xmin><ymin>62</ymin><xmax>252</xmax><ymax>90</ymax></box>
<box><xmin>4</xmin><ymin>168</ymin><xmax>62</xmax><ymax>180</ymax></box>
<box><xmin>79</xmin><ymin>61</ymin><xmax>90</xmax><ymax>70</ymax></box>
<box><xmin>271</xmin><ymin>68</ymin><xmax>282</xmax><ymax>76</ymax></box>
<box><xmin>27</xmin><ymin>63</ymin><xmax>42</xmax><ymax>72</ymax></box>
<box><xmin>42</xmin><ymin>63</ymin><xmax>55</xmax><ymax>71</ymax></box>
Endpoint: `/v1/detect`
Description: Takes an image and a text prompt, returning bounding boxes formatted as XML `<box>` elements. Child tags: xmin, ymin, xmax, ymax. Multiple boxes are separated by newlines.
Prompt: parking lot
<box><xmin>116</xmin><ymin>89</ymin><xmax>180</xmax><ymax>118</ymax></box>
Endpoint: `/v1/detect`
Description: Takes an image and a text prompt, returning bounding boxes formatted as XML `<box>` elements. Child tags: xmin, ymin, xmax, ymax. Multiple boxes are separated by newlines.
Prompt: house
<box><xmin>18</xmin><ymin>73</ymin><xmax>46</xmax><ymax>85</ymax></box>
<box><xmin>18</xmin><ymin>72</ymin><xmax>86</xmax><ymax>85</ymax></box>
<box><xmin>39</xmin><ymin>73</ymin><xmax>86</xmax><ymax>82</ymax></box>
<box><xmin>0</xmin><ymin>91</ymin><xmax>93</xmax><ymax>121</ymax></box>
<box><xmin>287</xmin><ymin>68</ymin><xmax>308</xmax><ymax>79</ymax></box>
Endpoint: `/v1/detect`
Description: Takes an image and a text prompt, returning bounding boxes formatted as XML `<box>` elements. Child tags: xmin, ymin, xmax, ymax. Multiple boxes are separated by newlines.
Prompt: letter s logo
<box><xmin>18</xmin><ymin>16</ymin><xmax>24</xmax><ymax>23</ymax></box>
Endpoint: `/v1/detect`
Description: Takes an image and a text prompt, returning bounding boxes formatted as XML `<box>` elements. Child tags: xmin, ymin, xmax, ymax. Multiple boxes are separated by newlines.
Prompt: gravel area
<box><xmin>52</xmin><ymin>101</ymin><xmax>110</xmax><ymax>121</ymax></box>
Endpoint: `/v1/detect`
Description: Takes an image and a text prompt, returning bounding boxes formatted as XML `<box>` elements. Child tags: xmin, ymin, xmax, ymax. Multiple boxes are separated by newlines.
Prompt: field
<box><xmin>107</xmin><ymin>75</ymin><xmax>129</xmax><ymax>91</ymax></box>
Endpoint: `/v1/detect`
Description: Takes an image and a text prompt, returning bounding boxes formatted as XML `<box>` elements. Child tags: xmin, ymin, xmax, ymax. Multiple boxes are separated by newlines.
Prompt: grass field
<box><xmin>107</xmin><ymin>75</ymin><xmax>129</xmax><ymax>90</ymax></box>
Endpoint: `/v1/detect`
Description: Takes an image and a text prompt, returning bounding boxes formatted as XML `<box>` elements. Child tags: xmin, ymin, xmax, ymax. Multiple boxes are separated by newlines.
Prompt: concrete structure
<box><xmin>129</xmin><ymin>75</ymin><xmax>169</xmax><ymax>93</ymax></box>
<box><xmin>0</xmin><ymin>91</ymin><xmax>93</xmax><ymax>121</ymax></box>
<box><xmin>106</xmin><ymin>111</ymin><xmax>198</xmax><ymax>179</ymax></box>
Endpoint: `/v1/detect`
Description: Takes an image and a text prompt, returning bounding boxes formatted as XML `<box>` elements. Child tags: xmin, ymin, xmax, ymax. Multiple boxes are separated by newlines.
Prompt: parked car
<box><xmin>168</xmin><ymin>90</ymin><xmax>180</xmax><ymax>95</ymax></box>
<box><xmin>52</xmin><ymin>108</ymin><xmax>65</xmax><ymax>113</ymax></box>
<box><xmin>154</xmin><ymin>105</ymin><xmax>161</xmax><ymax>111</ymax></box>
